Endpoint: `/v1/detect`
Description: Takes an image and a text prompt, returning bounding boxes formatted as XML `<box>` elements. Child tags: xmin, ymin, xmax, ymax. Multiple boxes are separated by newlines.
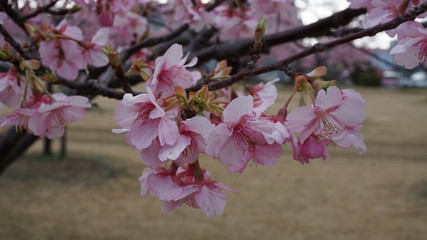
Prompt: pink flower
<box><xmin>332</xmin><ymin>125</ymin><xmax>367</xmax><ymax>154</ymax></box>
<box><xmin>140</xmin><ymin>116</ymin><xmax>214</xmax><ymax>167</ymax></box>
<box><xmin>113</xmin><ymin>88</ymin><xmax>180</xmax><ymax>150</ymax></box>
<box><xmin>390</xmin><ymin>27</ymin><xmax>427</xmax><ymax>69</ymax></box>
<box><xmin>362</xmin><ymin>0</ymin><xmax>421</xmax><ymax>38</ymax></box>
<box><xmin>250</xmin><ymin>78</ymin><xmax>279</xmax><ymax>114</ymax></box>
<box><xmin>294</xmin><ymin>135</ymin><xmax>330</xmax><ymax>164</ymax></box>
<box><xmin>363</xmin><ymin>0</ymin><xmax>401</xmax><ymax>29</ymax></box>
<box><xmin>286</xmin><ymin>86</ymin><xmax>366</xmax><ymax>144</ymax></box>
<box><xmin>140</xmin><ymin>167</ymin><xmax>184</xmax><ymax>201</ymax></box>
<box><xmin>0</xmin><ymin>108</ymin><xmax>36</xmax><ymax>132</ymax></box>
<box><xmin>206</xmin><ymin>96</ymin><xmax>284</xmax><ymax>173</ymax></box>
<box><xmin>81</xmin><ymin>28</ymin><xmax>109</xmax><ymax>67</ymax></box>
<box><xmin>0</xmin><ymin>94</ymin><xmax>50</xmax><ymax>133</ymax></box>
<box><xmin>28</xmin><ymin>93</ymin><xmax>91</xmax><ymax>139</ymax></box>
<box><xmin>140</xmin><ymin>166</ymin><xmax>237</xmax><ymax>217</ymax></box>
<box><xmin>211</xmin><ymin>6</ymin><xmax>257</xmax><ymax>40</ymax></box>
<box><xmin>0</xmin><ymin>66</ymin><xmax>25</xmax><ymax>108</ymax></box>
<box><xmin>173</xmin><ymin>0</ymin><xmax>206</xmax><ymax>31</ymax></box>
<box><xmin>39</xmin><ymin>20</ymin><xmax>84</xmax><ymax>80</ymax></box>
<box><xmin>147</xmin><ymin>44</ymin><xmax>201</xmax><ymax>97</ymax></box>
<box><xmin>110</xmin><ymin>12</ymin><xmax>148</xmax><ymax>46</ymax></box>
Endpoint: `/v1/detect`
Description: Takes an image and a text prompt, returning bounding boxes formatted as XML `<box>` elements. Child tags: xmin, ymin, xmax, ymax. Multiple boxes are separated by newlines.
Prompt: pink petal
<box><xmin>205</xmin><ymin>123</ymin><xmax>232</xmax><ymax>157</ymax></box>
<box><xmin>158</xmin><ymin>118</ymin><xmax>179</xmax><ymax>146</ymax></box>
<box><xmin>139</xmin><ymin>168</ymin><xmax>157</xmax><ymax>197</ymax></box>
<box><xmin>92</xmin><ymin>28</ymin><xmax>110</xmax><ymax>45</ymax></box>
<box><xmin>147</xmin><ymin>174</ymin><xmax>183</xmax><ymax>201</ymax></box>
<box><xmin>183</xmin><ymin>116</ymin><xmax>214</xmax><ymax>138</ymax></box>
<box><xmin>159</xmin><ymin>135</ymin><xmax>191</xmax><ymax>161</ymax></box>
<box><xmin>223</xmin><ymin>96</ymin><xmax>254</xmax><ymax>125</ymax></box>
<box><xmin>315</xmin><ymin>86</ymin><xmax>342</xmax><ymax>111</ymax></box>
<box><xmin>194</xmin><ymin>186</ymin><xmax>226</xmax><ymax>217</ymax></box>
<box><xmin>163</xmin><ymin>44</ymin><xmax>184</xmax><ymax>68</ymax></box>
<box><xmin>286</xmin><ymin>106</ymin><xmax>316</xmax><ymax>132</ymax></box>
<box><xmin>129</xmin><ymin>119</ymin><xmax>160</xmax><ymax>149</ymax></box>
<box><xmin>140</xmin><ymin>138</ymin><xmax>164</xmax><ymax>167</ymax></box>
<box><xmin>218</xmin><ymin>138</ymin><xmax>247</xmax><ymax>173</ymax></box>
<box><xmin>331</xmin><ymin>99</ymin><xmax>365</xmax><ymax>127</ymax></box>
<box><xmin>252</xmin><ymin>143</ymin><xmax>282</xmax><ymax>166</ymax></box>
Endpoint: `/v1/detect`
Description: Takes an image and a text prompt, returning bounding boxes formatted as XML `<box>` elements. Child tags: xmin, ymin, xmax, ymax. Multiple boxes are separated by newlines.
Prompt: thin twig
<box><xmin>0</xmin><ymin>1</ymin><xmax>29</xmax><ymax>35</ymax></box>
<box><xmin>206</xmin><ymin>0</ymin><xmax>227</xmax><ymax>11</ymax></box>
<box><xmin>20</xmin><ymin>1</ymin><xmax>58</xmax><ymax>21</ymax></box>
<box><xmin>121</xmin><ymin>24</ymin><xmax>189</xmax><ymax>62</ymax></box>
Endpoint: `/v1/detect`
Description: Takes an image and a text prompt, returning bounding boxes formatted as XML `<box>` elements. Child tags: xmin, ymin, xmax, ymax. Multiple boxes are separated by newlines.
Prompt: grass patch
<box><xmin>2</xmin><ymin>152</ymin><xmax>130</xmax><ymax>185</ymax></box>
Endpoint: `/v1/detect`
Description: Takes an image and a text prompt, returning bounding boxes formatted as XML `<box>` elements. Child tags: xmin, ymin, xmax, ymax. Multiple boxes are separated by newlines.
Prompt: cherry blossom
<box><xmin>113</xmin><ymin>88</ymin><xmax>180</xmax><ymax>150</ymax></box>
<box><xmin>206</xmin><ymin>96</ymin><xmax>284</xmax><ymax>173</ymax></box>
<box><xmin>141</xmin><ymin>116</ymin><xmax>214</xmax><ymax>167</ymax></box>
<box><xmin>287</xmin><ymin>86</ymin><xmax>365</xmax><ymax>145</ymax></box>
<box><xmin>0</xmin><ymin>66</ymin><xmax>25</xmax><ymax>108</ymax></box>
<box><xmin>28</xmin><ymin>93</ymin><xmax>91</xmax><ymax>139</ymax></box>
<box><xmin>390</xmin><ymin>27</ymin><xmax>427</xmax><ymax>69</ymax></box>
<box><xmin>294</xmin><ymin>135</ymin><xmax>330</xmax><ymax>164</ymax></box>
<box><xmin>110</xmin><ymin>12</ymin><xmax>148</xmax><ymax>46</ymax></box>
<box><xmin>147</xmin><ymin>44</ymin><xmax>201</xmax><ymax>97</ymax></box>
<box><xmin>250</xmin><ymin>78</ymin><xmax>279</xmax><ymax>114</ymax></box>
<box><xmin>39</xmin><ymin>20</ymin><xmax>85</xmax><ymax>80</ymax></box>
<box><xmin>0</xmin><ymin>107</ymin><xmax>36</xmax><ymax>132</ymax></box>
<box><xmin>332</xmin><ymin>125</ymin><xmax>367</xmax><ymax>154</ymax></box>
<box><xmin>81</xmin><ymin>28</ymin><xmax>109</xmax><ymax>67</ymax></box>
<box><xmin>140</xmin><ymin>166</ymin><xmax>237</xmax><ymax>217</ymax></box>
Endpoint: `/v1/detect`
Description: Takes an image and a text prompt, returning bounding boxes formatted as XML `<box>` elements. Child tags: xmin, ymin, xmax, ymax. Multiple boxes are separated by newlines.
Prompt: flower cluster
<box><xmin>1</xmin><ymin>93</ymin><xmax>91</xmax><ymax>139</ymax></box>
<box><xmin>112</xmin><ymin>44</ymin><xmax>367</xmax><ymax>217</ymax></box>
<box><xmin>38</xmin><ymin>20</ymin><xmax>109</xmax><ymax>80</ymax></box>
<box><xmin>0</xmin><ymin>60</ymin><xmax>91</xmax><ymax>139</ymax></box>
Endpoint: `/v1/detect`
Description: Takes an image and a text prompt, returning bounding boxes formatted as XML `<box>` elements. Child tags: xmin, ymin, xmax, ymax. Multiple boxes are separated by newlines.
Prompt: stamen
<box><xmin>233</xmin><ymin>124</ymin><xmax>257</xmax><ymax>151</ymax></box>
<box><xmin>319</xmin><ymin>114</ymin><xmax>343</xmax><ymax>138</ymax></box>
<box><xmin>134</xmin><ymin>102</ymin><xmax>156</xmax><ymax>124</ymax></box>
<box><xmin>416</xmin><ymin>39</ymin><xmax>427</xmax><ymax>63</ymax></box>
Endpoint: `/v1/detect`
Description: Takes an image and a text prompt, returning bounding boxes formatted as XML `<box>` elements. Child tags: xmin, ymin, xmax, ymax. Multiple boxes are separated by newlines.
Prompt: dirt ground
<box><xmin>0</xmin><ymin>87</ymin><xmax>426</xmax><ymax>240</ymax></box>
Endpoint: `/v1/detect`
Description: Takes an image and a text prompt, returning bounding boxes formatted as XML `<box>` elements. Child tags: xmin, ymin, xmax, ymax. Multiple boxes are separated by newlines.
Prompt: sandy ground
<box><xmin>0</xmin><ymin>87</ymin><xmax>426</xmax><ymax>240</ymax></box>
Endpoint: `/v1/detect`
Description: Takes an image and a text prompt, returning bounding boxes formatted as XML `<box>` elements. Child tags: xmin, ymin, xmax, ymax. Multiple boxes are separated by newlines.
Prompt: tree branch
<box><xmin>20</xmin><ymin>1</ymin><xmax>58</xmax><ymax>21</ymax></box>
<box><xmin>186</xmin><ymin>2</ymin><xmax>427</xmax><ymax>92</ymax></box>
<box><xmin>190</xmin><ymin>8</ymin><xmax>366</xmax><ymax>64</ymax></box>
<box><xmin>206</xmin><ymin>0</ymin><xmax>227</xmax><ymax>11</ymax></box>
<box><xmin>0</xmin><ymin>1</ymin><xmax>29</xmax><ymax>35</ymax></box>
<box><xmin>121</xmin><ymin>24</ymin><xmax>189</xmax><ymax>61</ymax></box>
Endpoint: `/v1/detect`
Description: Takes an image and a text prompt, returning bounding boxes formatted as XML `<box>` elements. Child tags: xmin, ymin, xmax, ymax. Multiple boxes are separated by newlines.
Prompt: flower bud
<box><xmin>312</xmin><ymin>79</ymin><xmax>337</xmax><ymax>92</ymax></box>
<box><xmin>254</xmin><ymin>18</ymin><xmax>266</xmax><ymax>44</ymax></box>
<box><xmin>306</xmin><ymin>66</ymin><xmax>327</xmax><ymax>78</ymax></box>
<box><xmin>70</xmin><ymin>5</ymin><xmax>83</xmax><ymax>13</ymax></box>
<box><xmin>0</xmin><ymin>49</ymin><xmax>12</xmax><ymax>61</ymax></box>
<box><xmin>41</xmin><ymin>71</ymin><xmax>58</xmax><ymax>83</ymax></box>
<box><xmin>20</xmin><ymin>59</ymin><xmax>41</xmax><ymax>71</ymax></box>
<box><xmin>104</xmin><ymin>47</ymin><xmax>121</xmax><ymax>68</ymax></box>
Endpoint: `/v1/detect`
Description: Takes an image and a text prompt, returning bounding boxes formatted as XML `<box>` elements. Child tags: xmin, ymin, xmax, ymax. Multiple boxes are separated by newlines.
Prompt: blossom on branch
<box><xmin>39</xmin><ymin>20</ymin><xmax>85</xmax><ymax>80</ymax></box>
<box><xmin>0</xmin><ymin>66</ymin><xmax>25</xmax><ymax>108</ymax></box>
<box><xmin>206</xmin><ymin>96</ymin><xmax>285</xmax><ymax>173</ymax></box>
<box><xmin>140</xmin><ymin>166</ymin><xmax>237</xmax><ymax>217</ymax></box>
<box><xmin>147</xmin><ymin>44</ymin><xmax>201</xmax><ymax>97</ymax></box>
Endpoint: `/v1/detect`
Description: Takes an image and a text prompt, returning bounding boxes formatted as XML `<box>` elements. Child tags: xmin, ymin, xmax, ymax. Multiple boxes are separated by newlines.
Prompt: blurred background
<box><xmin>1</xmin><ymin>0</ymin><xmax>427</xmax><ymax>239</ymax></box>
